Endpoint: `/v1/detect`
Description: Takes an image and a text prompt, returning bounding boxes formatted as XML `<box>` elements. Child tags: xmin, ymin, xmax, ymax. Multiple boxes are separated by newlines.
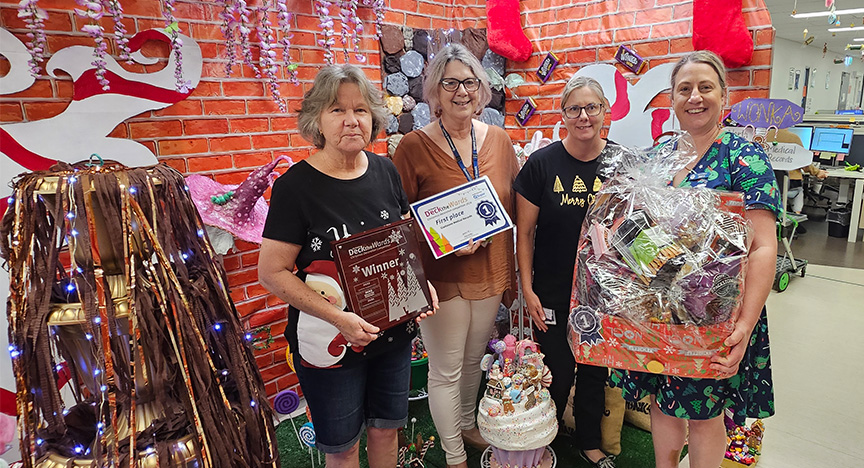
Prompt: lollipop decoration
<box><xmin>299</xmin><ymin>422</ymin><xmax>317</xmax><ymax>448</ymax></box>
<box><xmin>273</xmin><ymin>389</ymin><xmax>300</xmax><ymax>415</ymax></box>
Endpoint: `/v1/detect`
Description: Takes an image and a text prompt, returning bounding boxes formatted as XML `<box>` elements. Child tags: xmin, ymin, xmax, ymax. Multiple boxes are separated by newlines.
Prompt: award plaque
<box><xmin>331</xmin><ymin>218</ymin><xmax>433</xmax><ymax>331</ymax></box>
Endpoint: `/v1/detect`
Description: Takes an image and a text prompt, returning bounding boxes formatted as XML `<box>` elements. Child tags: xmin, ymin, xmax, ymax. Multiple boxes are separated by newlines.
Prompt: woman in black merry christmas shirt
<box><xmin>259</xmin><ymin>65</ymin><xmax>435</xmax><ymax>468</ymax></box>
<box><xmin>513</xmin><ymin>75</ymin><xmax>618</xmax><ymax>468</ymax></box>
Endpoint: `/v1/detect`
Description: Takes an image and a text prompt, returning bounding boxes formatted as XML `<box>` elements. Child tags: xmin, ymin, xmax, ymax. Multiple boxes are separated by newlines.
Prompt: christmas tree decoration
<box><xmin>0</xmin><ymin>163</ymin><xmax>279</xmax><ymax>467</ymax></box>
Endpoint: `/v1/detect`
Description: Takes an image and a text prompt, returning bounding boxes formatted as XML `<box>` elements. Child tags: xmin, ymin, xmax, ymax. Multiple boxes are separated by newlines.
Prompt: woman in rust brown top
<box><xmin>393</xmin><ymin>43</ymin><xmax>518</xmax><ymax>468</ymax></box>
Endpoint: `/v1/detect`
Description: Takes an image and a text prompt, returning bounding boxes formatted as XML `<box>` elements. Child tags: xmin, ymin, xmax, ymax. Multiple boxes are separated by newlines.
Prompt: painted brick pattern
<box><xmin>0</xmin><ymin>0</ymin><xmax>774</xmax><ymax>404</ymax></box>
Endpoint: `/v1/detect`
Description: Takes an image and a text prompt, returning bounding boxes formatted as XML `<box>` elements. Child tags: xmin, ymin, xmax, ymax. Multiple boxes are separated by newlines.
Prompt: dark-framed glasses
<box><xmin>440</xmin><ymin>77</ymin><xmax>481</xmax><ymax>92</ymax></box>
<box><xmin>563</xmin><ymin>103</ymin><xmax>604</xmax><ymax>119</ymax></box>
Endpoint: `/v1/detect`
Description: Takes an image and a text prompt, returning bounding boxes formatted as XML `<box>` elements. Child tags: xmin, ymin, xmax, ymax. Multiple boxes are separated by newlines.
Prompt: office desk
<box><xmin>824</xmin><ymin>168</ymin><xmax>864</xmax><ymax>243</ymax></box>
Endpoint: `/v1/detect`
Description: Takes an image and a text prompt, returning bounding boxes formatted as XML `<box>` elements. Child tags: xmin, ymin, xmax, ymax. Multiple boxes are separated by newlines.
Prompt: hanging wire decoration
<box><xmin>1</xmin><ymin>163</ymin><xmax>279</xmax><ymax>467</ymax></box>
<box><xmin>15</xmin><ymin>0</ymin><xmax>386</xmax><ymax>109</ymax></box>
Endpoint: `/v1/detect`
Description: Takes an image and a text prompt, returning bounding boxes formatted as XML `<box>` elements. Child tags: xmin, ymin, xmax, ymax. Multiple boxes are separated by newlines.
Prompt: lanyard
<box><xmin>439</xmin><ymin>120</ymin><xmax>478</xmax><ymax>181</ymax></box>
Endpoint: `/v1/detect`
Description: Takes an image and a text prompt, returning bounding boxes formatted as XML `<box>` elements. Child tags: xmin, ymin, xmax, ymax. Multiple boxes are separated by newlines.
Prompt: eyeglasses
<box><xmin>440</xmin><ymin>78</ymin><xmax>481</xmax><ymax>92</ymax></box>
<box><xmin>563</xmin><ymin>103</ymin><xmax>604</xmax><ymax>119</ymax></box>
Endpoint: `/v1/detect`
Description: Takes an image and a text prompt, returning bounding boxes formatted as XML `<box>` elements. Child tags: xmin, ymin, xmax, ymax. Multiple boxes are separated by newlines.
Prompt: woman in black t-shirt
<box><xmin>513</xmin><ymin>75</ymin><xmax>616</xmax><ymax>468</ymax></box>
<box><xmin>259</xmin><ymin>65</ymin><xmax>436</xmax><ymax>467</ymax></box>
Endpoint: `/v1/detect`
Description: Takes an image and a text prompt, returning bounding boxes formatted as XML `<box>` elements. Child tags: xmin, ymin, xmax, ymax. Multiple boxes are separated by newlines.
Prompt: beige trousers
<box><xmin>420</xmin><ymin>293</ymin><xmax>502</xmax><ymax>464</ymax></box>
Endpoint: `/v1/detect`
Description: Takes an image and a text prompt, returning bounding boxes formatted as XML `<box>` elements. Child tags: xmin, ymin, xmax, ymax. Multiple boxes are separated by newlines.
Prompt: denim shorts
<box><xmin>294</xmin><ymin>340</ymin><xmax>411</xmax><ymax>453</ymax></box>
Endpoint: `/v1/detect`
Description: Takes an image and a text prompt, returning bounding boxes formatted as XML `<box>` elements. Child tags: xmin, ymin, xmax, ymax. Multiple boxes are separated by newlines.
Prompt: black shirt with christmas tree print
<box><xmin>513</xmin><ymin>141</ymin><xmax>618</xmax><ymax>311</ymax></box>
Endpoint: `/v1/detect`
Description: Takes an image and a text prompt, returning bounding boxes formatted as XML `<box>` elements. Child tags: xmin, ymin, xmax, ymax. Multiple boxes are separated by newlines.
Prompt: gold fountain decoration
<box><xmin>0</xmin><ymin>163</ymin><xmax>279</xmax><ymax>467</ymax></box>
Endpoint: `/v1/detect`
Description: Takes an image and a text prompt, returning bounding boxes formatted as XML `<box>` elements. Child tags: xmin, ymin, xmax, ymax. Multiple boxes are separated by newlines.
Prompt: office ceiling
<box><xmin>764</xmin><ymin>0</ymin><xmax>864</xmax><ymax>56</ymax></box>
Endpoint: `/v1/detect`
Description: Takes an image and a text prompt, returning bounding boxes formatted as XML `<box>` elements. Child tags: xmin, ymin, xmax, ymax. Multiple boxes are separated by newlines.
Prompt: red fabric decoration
<box><xmin>487</xmin><ymin>0</ymin><xmax>533</xmax><ymax>62</ymax></box>
<box><xmin>692</xmin><ymin>0</ymin><xmax>753</xmax><ymax>69</ymax></box>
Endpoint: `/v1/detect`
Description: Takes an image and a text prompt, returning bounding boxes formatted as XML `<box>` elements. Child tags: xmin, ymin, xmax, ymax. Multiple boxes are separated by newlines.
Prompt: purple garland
<box><xmin>15</xmin><ymin>0</ymin><xmax>387</xmax><ymax>108</ymax></box>
<box><xmin>235</xmin><ymin>0</ymin><xmax>261</xmax><ymax>78</ymax></box>
<box><xmin>219</xmin><ymin>0</ymin><xmax>239</xmax><ymax>76</ymax></box>
<box><xmin>256</xmin><ymin>3</ymin><xmax>285</xmax><ymax>112</ymax></box>
<box><xmin>75</xmin><ymin>0</ymin><xmax>110</xmax><ymax>90</ymax></box>
<box><xmin>103</xmin><ymin>0</ymin><xmax>132</xmax><ymax>63</ymax></box>
<box><xmin>339</xmin><ymin>0</ymin><xmax>365</xmax><ymax>64</ymax></box>
<box><xmin>314</xmin><ymin>0</ymin><xmax>336</xmax><ymax>65</ymax></box>
<box><xmin>160</xmin><ymin>0</ymin><xmax>191</xmax><ymax>92</ymax></box>
<box><xmin>17</xmin><ymin>0</ymin><xmax>49</xmax><ymax>76</ymax></box>
<box><xmin>360</xmin><ymin>0</ymin><xmax>384</xmax><ymax>39</ymax></box>
<box><xmin>274</xmin><ymin>0</ymin><xmax>299</xmax><ymax>85</ymax></box>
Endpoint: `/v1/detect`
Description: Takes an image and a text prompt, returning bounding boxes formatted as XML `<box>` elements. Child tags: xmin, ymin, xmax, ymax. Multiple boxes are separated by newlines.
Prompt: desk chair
<box><xmin>802</xmin><ymin>176</ymin><xmax>839</xmax><ymax>220</ymax></box>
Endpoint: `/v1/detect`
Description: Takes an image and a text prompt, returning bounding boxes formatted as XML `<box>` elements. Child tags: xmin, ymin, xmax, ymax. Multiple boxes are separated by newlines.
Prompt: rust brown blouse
<box><xmin>393</xmin><ymin>124</ymin><xmax>518</xmax><ymax>302</ymax></box>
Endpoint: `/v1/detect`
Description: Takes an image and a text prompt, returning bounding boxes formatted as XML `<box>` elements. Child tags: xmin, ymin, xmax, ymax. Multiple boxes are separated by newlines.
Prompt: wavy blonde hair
<box><xmin>298</xmin><ymin>65</ymin><xmax>388</xmax><ymax>149</ymax></box>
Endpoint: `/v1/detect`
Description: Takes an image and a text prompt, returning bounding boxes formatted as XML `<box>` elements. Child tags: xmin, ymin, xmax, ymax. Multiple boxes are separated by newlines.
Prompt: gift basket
<box><xmin>568</xmin><ymin>132</ymin><xmax>752</xmax><ymax>378</ymax></box>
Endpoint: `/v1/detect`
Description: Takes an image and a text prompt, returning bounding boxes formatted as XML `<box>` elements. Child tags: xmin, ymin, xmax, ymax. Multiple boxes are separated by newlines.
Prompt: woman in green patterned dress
<box><xmin>611</xmin><ymin>50</ymin><xmax>780</xmax><ymax>468</ymax></box>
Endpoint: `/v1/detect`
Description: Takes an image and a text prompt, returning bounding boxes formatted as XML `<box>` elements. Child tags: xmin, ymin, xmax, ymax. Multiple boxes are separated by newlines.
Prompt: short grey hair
<box><xmin>670</xmin><ymin>50</ymin><xmax>727</xmax><ymax>91</ymax></box>
<box><xmin>298</xmin><ymin>65</ymin><xmax>388</xmax><ymax>149</ymax></box>
<box><xmin>561</xmin><ymin>75</ymin><xmax>607</xmax><ymax>110</ymax></box>
<box><xmin>422</xmin><ymin>43</ymin><xmax>492</xmax><ymax>117</ymax></box>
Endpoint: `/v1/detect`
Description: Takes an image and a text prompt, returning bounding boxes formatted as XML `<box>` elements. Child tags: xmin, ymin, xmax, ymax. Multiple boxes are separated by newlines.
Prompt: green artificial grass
<box><xmin>276</xmin><ymin>398</ymin><xmax>659</xmax><ymax>467</ymax></box>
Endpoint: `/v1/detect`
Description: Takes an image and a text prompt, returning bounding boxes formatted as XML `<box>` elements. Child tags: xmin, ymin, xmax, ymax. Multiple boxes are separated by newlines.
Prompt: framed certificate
<box><xmin>331</xmin><ymin>218</ymin><xmax>432</xmax><ymax>331</ymax></box>
<box><xmin>409</xmin><ymin>175</ymin><xmax>513</xmax><ymax>259</ymax></box>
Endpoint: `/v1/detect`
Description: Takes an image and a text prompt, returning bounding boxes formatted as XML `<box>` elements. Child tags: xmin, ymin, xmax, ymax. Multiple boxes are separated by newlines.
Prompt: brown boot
<box><xmin>461</xmin><ymin>426</ymin><xmax>490</xmax><ymax>450</ymax></box>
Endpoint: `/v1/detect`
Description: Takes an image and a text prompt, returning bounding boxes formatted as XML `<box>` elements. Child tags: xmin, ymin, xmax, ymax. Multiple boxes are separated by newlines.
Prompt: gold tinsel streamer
<box><xmin>0</xmin><ymin>163</ymin><xmax>279</xmax><ymax>467</ymax></box>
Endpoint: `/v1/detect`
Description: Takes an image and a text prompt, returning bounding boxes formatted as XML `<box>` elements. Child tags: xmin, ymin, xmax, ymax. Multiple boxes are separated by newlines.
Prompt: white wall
<box><xmin>769</xmin><ymin>37</ymin><xmax>864</xmax><ymax>112</ymax></box>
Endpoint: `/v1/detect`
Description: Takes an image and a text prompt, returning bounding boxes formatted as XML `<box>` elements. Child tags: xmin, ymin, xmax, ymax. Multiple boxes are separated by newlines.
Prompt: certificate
<box><xmin>410</xmin><ymin>175</ymin><xmax>513</xmax><ymax>259</ymax></box>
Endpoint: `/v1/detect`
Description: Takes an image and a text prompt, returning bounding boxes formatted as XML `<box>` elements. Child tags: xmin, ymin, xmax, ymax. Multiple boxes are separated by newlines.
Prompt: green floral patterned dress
<box><xmin>611</xmin><ymin>132</ymin><xmax>781</xmax><ymax>424</ymax></box>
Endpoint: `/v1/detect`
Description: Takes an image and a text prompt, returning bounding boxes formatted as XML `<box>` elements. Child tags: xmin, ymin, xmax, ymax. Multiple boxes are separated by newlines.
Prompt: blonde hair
<box><xmin>670</xmin><ymin>50</ymin><xmax>727</xmax><ymax>91</ymax></box>
<box><xmin>298</xmin><ymin>65</ymin><xmax>388</xmax><ymax>149</ymax></box>
<box><xmin>561</xmin><ymin>75</ymin><xmax>607</xmax><ymax>109</ymax></box>
<box><xmin>422</xmin><ymin>43</ymin><xmax>492</xmax><ymax>117</ymax></box>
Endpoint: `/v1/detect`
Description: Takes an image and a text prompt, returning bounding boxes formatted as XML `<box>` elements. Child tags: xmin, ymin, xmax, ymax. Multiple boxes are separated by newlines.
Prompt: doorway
<box><xmin>837</xmin><ymin>71</ymin><xmax>850</xmax><ymax>110</ymax></box>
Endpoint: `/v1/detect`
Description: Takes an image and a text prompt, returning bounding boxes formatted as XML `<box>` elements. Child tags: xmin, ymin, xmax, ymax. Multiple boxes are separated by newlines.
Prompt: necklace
<box><xmin>439</xmin><ymin>120</ymin><xmax>478</xmax><ymax>181</ymax></box>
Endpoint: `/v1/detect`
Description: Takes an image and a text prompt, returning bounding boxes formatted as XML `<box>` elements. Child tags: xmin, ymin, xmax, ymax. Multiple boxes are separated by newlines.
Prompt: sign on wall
<box><xmin>728</xmin><ymin>98</ymin><xmax>804</xmax><ymax>129</ymax></box>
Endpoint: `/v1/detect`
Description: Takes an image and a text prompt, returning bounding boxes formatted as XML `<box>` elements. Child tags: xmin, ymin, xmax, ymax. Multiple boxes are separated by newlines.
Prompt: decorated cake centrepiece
<box><xmin>477</xmin><ymin>335</ymin><xmax>557</xmax><ymax>468</ymax></box>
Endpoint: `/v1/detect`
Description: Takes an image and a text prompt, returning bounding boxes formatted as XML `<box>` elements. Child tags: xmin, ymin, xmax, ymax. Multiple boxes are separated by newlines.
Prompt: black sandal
<box><xmin>579</xmin><ymin>450</ymin><xmax>616</xmax><ymax>468</ymax></box>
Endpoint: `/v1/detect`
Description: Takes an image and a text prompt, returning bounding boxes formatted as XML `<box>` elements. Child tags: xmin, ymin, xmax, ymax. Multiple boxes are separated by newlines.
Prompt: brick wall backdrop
<box><xmin>447</xmin><ymin>0</ymin><xmax>774</xmax><ymax>142</ymax></box>
<box><xmin>0</xmin><ymin>0</ymin><xmax>774</xmax><ymax>403</ymax></box>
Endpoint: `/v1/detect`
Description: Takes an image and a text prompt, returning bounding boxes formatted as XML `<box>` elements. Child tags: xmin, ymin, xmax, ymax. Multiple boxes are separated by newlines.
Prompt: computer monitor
<box><xmin>844</xmin><ymin>134</ymin><xmax>864</xmax><ymax>167</ymax></box>
<box><xmin>786</xmin><ymin>126</ymin><xmax>814</xmax><ymax>149</ymax></box>
<box><xmin>810</xmin><ymin>127</ymin><xmax>854</xmax><ymax>154</ymax></box>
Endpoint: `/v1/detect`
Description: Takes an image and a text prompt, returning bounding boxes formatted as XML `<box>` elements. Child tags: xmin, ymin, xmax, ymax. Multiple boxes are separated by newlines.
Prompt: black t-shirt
<box><xmin>262</xmin><ymin>152</ymin><xmax>413</xmax><ymax>367</ymax></box>
<box><xmin>513</xmin><ymin>141</ymin><xmax>617</xmax><ymax>311</ymax></box>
